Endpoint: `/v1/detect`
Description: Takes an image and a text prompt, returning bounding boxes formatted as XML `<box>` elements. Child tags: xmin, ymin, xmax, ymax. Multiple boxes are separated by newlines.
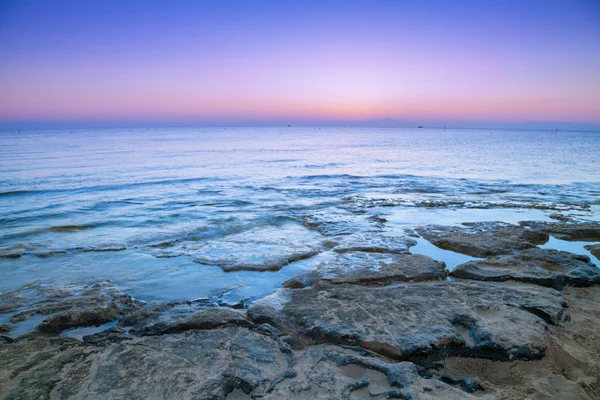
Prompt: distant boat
<box><xmin>417</xmin><ymin>125</ymin><xmax>424</xmax><ymax>129</ymax></box>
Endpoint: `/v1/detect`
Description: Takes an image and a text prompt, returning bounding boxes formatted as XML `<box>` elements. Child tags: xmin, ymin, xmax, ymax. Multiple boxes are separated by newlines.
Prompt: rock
<box><xmin>0</xmin><ymin>323</ymin><xmax>13</xmax><ymax>333</ymax></box>
<box><xmin>192</xmin><ymin>226</ymin><xmax>320</xmax><ymax>271</ymax></box>
<box><xmin>416</xmin><ymin>222</ymin><xmax>549</xmax><ymax>257</ymax></box>
<box><xmin>82</xmin><ymin>327</ymin><xmax>133</xmax><ymax>346</ymax></box>
<box><xmin>0</xmin><ymin>335</ymin><xmax>13</xmax><ymax>344</ymax></box>
<box><xmin>283</xmin><ymin>252</ymin><xmax>447</xmax><ymax>288</ymax></box>
<box><xmin>451</xmin><ymin>248</ymin><xmax>600</xmax><ymax>290</ymax></box>
<box><xmin>0</xmin><ymin>326</ymin><xmax>289</xmax><ymax>399</ymax></box>
<box><xmin>37</xmin><ymin>307</ymin><xmax>118</xmax><ymax>333</ymax></box>
<box><xmin>440</xmin><ymin>374</ymin><xmax>484</xmax><ymax>393</ymax></box>
<box><xmin>134</xmin><ymin>308</ymin><xmax>254</xmax><ymax>335</ymax></box>
<box><xmin>249</xmin><ymin>281</ymin><xmax>566</xmax><ymax>362</ymax></box>
<box><xmin>584</xmin><ymin>243</ymin><xmax>600</xmax><ymax>259</ymax></box>
<box><xmin>520</xmin><ymin>221</ymin><xmax>600</xmax><ymax>241</ymax></box>
<box><xmin>2</xmin><ymin>282</ymin><xmax>143</xmax><ymax>335</ymax></box>
<box><xmin>302</xmin><ymin>210</ymin><xmax>385</xmax><ymax>236</ymax></box>
<box><xmin>549</xmin><ymin>213</ymin><xmax>571</xmax><ymax>222</ymax></box>
<box><xmin>263</xmin><ymin>345</ymin><xmax>488</xmax><ymax>399</ymax></box>
<box><xmin>330</xmin><ymin>233</ymin><xmax>417</xmax><ymax>254</ymax></box>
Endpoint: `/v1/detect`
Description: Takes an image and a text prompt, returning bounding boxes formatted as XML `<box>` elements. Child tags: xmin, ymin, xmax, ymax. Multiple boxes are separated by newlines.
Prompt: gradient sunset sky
<box><xmin>0</xmin><ymin>0</ymin><xmax>599</xmax><ymax>128</ymax></box>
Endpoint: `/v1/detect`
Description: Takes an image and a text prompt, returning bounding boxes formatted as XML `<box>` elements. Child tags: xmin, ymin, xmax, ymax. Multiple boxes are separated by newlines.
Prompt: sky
<box><xmin>0</xmin><ymin>0</ymin><xmax>599</xmax><ymax>128</ymax></box>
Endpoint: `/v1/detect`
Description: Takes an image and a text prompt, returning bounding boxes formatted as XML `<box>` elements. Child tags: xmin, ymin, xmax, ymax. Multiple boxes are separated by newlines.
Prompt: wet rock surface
<box><xmin>1</xmin><ymin>282</ymin><xmax>143</xmax><ymax>335</ymax></box>
<box><xmin>329</xmin><ymin>233</ymin><xmax>417</xmax><ymax>254</ymax></box>
<box><xmin>451</xmin><ymin>248</ymin><xmax>600</xmax><ymax>290</ymax></box>
<box><xmin>191</xmin><ymin>226</ymin><xmax>320</xmax><ymax>271</ymax></box>
<box><xmin>520</xmin><ymin>221</ymin><xmax>600</xmax><ymax>241</ymax></box>
<box><xmin>133</xmin><ymin>307</ymin><xmax>254</xmax><ymax>336</ymax></box>
<box><xmin>283</xmin><ymin>252</ymin><xmax>447</xmax><ymax>288</ymax></box>
<box><xmin>249</xmin><ymin>281</ymin><xmax>566</xmax><ymax>362</ymax></box>
<box><xmin>2</xmin><ymin>220</ymin><xmax>600</xmax><ymax>399</ymax></box>
<box><xmin>302</xmin><ymin>210</ymin><xmax>386</xmax><ymax>236</ymax></box>
<box><xmin>585</xmin><ymin>243</ymin><xmax>600</xmax><ymax>259</ymax></box>
<box><xmin>416</xmin><ymin>222</ymin><xmax>549</xmax><ymax>257</ymax></box>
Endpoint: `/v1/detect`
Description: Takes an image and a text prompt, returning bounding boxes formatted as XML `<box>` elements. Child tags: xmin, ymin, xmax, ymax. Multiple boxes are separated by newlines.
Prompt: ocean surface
<box><xmin>1</xmin><ymin>127</ymin><xmax>599</xmax><ymax>329</ymax></box>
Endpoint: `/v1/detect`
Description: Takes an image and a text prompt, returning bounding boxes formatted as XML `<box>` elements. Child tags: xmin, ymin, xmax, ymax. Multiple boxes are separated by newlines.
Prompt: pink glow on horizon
<box><xmin>0</xmin><ymin>1</ymin><xmax>599</xmax><ymax>126</ymax></box>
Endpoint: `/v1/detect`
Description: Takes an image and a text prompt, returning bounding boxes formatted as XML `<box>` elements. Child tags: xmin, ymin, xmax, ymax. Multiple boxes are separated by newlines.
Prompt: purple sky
<box><xmin>0</xmin><ymin>0</ymin><xmax>599</xmax><ymax>128</ymax></box>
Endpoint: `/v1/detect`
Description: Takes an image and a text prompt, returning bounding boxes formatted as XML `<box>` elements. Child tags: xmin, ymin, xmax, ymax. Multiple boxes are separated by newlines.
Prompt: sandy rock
<box><xmin>416</xmin><ymin>222</ymin><xmax>549</xmax><ymax>257</ymax></box>
<box><xmin>283</xmin><ymin>252</ymin><xmax>447</xmax><ymax>288</ymax></box>
<box><xmin>249</xmin><ymin>281</ymin><xmax>566</xmax><ymax>362</ymax></box>
<box><xmin>451</xmin><ymin>248</ymin><xmax>600</xmax><ymax>290</ymax></box>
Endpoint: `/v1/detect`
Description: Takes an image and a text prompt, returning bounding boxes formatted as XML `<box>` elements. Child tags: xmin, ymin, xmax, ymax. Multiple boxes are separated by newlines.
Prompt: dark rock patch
<box><xmin>416</xmin><ymin>222</ymin><xmax>549</xmax><ymax>257</ymax></box>
<box><xmin>520</xmin><ymin>221</ymin><xmax>600</xmax><ymax>241</ymax></box>
<box><xmin>451</xmin><ymin>248</ymin><xmax>600</xmax><ymax>290</ymax></box>
<box><xmin>134</xmin><ymin>308</ymin><xmax>254</xmax><ymax>336</ymax></box>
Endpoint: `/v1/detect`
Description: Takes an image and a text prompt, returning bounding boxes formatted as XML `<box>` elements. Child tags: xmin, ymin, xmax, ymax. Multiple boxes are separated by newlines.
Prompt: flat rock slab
<box><xmin>249</xmin><ymin>281</ymin><xmax>566</xmax><ymax>362</ymax></box>
<box><xmin>520</xmin><ymin>221</ymin><xmax>600</xmax><ymax>241</ymax></box>
<box><xmin>451</xmin><ymin>248</ymin><xmax>600</xmax><ymax>290</ymax></box>
<box><xmin>192</xmin><ymin>226</ymin><xmax>320</xmax><ymax>271</ymax></box>
<box><xmin>329</xmin><ymin>233</ymin><xmax>417</xmax><ymax>254</ymax></box>
<box><xmin>0</xmin><ymin>326</ymin><xmax>289</xmax><ymax>400</ymax></box>
<box><xmin>416</xmin><ymin>222</ymin><xmax>549</xmax><ymax>257</ymax></box>
<box><xmin>283</xmin><ymin>252</ymin><xmax>447</xmax><ymax>288</ymax></box>
<box><xmin>303</xmin><ymin>210</ymin><xmax>386</xmax><ymax>236</ymax></box>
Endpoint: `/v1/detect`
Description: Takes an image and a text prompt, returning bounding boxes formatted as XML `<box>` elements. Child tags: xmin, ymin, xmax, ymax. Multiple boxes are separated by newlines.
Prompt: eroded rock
<box><xmin>0</xmin><ymin>327</ymin><xmax>289</xmax><ymax>400</ymax></box>
<box><xmin>2</xmin><ymin>282</ymin><xmax>143</xmax><ymax>335</ymax></box>
<box><xmin>263</xmin><ymin>345</ymin><xmax>486</xmax><ymax>399</ymax></box>
<box><xmin>451</xmin><ymin>248</ymin><xmax>600</xmax><ymax>290</ymax></box>
<box><xmin>249</xmin><ymin>281</ymin><xmax>566</xmax><ymax>362</ymax></box>
<box><xmin>283</xmin><ymin>252</ymin><xmax>447</xmax><ymax>288</ymax></box>
<box><xmin>416</xmin><ymin>222</ymin><xmax>549</xmax><ymax>257</ymax></box>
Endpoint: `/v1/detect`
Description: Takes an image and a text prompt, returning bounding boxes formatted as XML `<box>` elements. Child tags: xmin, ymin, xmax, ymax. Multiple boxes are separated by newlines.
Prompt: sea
<box><xmin>1</xmin><ymin>127</ymin><xmax>599</xmax><ymax>334</ymax></box>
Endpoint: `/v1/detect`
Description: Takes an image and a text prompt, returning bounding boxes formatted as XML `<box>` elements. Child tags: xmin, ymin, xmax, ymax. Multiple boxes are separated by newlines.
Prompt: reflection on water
<box><xmin>409</xmin><ymin>237</ymin><xmax>482</xmax><ymax>271</ymax></box>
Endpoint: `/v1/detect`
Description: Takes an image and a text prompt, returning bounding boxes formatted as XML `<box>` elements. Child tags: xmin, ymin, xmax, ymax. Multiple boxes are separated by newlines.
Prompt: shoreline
<box><xmin>1</xmin><ymin>220</ymin><xmax>600</xmax><ymax>399</ymax></box>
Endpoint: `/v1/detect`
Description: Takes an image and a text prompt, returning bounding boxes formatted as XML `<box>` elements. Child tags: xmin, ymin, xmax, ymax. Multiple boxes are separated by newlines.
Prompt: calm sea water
<box><xmin>1</xmin><ymin>127</ymin><xmax>599</xmax><ymax>310</ymax></box>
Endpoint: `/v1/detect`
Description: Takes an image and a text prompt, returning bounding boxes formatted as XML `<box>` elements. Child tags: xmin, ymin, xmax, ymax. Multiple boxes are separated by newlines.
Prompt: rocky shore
<box><xmin>1</xmin><ymin>221</ymin><xmax>600</xmax><ymax>399</ymax></box>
